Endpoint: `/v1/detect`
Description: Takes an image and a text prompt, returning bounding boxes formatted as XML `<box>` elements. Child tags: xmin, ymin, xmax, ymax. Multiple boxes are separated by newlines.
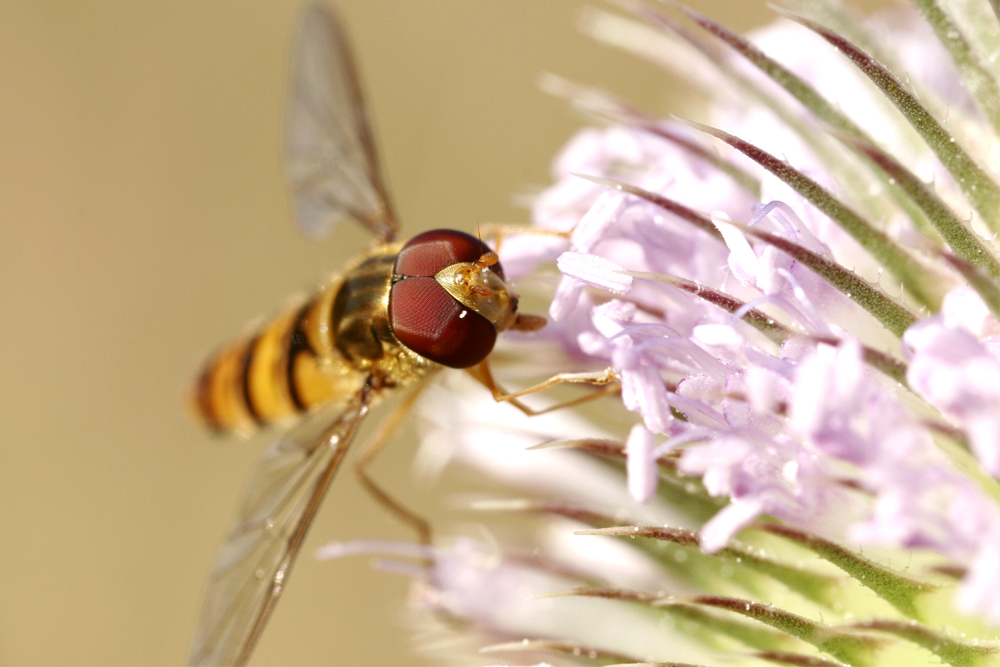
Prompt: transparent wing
<box><xmin>286</xmin><ymin>4</ymin><xmax>397</xmax><ymax>243</ymax></box>
<box><xmin>189</xmin><ymin>383</ymin><xmax>374</xmax><ymax>666</ymax></box>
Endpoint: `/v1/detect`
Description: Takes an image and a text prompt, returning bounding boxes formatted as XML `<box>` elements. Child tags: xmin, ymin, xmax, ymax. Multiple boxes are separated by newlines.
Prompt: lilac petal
<box><xmin>941</xmin><ymin>286</ymin><xmax>998</xmax><ymax>338</ymax></box>
<box><xmin>788</xmin><ymin>338</ymin><xmax>863</xmax><ymax>440</ymax></box>
<box><xmin>905</xmin><ymin>319</ymin><xmax>1000</xmax><ymax>475</ymax></box>
<box><xmin>557</xmin><ymin>251</ymin><xmax>633</xmax><ymax>295</ymax></box>
<box><xmin>591</xmin><ymin>300</ymin><xmax>637</xmax><ymax>338</ymax></box>
<box><xmin>571</xmin><ymin>190</ymin><xmax>629</xmax><ymax>252</ymax></box>
<box><xmin>626</xmin><ymin>424</ymin><xmax>658</xmax><ymax>504</ymax></box>
<box><xmin>692</xmin><ymin>323</ymin><xmax>745</xmax><ymax>349</ymax></box>
<box><xmin>750</xmin><ymin>200</ymin><xmax>828</xmax><ymax>255</ymax></box>
<box><xmin>551</xmin><ymin>127</ymin><xmax>608</xmax><ymax>178</ymax></box>
<box><xmin>957</xmin><ymin>526</ymin><xmax>1000</xmax><ymax>623</ymax></box>
<box><xmin>712</xmin><ymin>212</ymin><xmax>759</xmax><ymax>286</ymax></box>
<box><xmin>315</xmin><ymin>539</ymin><xmax>431</xmax><ymax>561</ymax></box>
<box><xmin>496</xmin><ymin>232</ymin><xmax>567</xmax><ymax>281</ymax></box>
<box><xmin>548</xmin><ymin>274</ymin><xmax>584</xmax><ymax>321</ymax></box>
<box><xmin>621</xmin><ymin>364</ymin><xmax>673</xmax><ymax>434</ymax></box>
<box><xmin>700</xmin><ymin>497</ymin><xmax>765</xmax><ymax>553</ymax></box>
<box><xmin>744</xmin><ymin>365</ymin><xmax>786</xmax><ymax>414</ymax></box>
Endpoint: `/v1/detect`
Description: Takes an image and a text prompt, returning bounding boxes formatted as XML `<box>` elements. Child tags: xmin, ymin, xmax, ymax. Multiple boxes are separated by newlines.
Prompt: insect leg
<box><xmin>467</xmin><ymin>359</ymin><xmax>621</xmax><ymax>416</ymax></box>
<box><xmin>353</xmin><ymin>379</ymin><xmax>434</xmax><ymax>548</ymax></box>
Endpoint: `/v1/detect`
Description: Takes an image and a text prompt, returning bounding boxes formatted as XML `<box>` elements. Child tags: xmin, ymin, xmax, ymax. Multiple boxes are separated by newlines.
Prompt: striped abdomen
<box><xmin>190</xmin><ymin>245</ymin><xmax>406</xmax><ymax>435</ymax></box>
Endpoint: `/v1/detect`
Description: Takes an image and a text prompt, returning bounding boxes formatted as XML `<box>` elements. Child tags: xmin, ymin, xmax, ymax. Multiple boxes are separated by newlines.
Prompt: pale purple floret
<box><xmin>407</xmin><ymin>3</ymin><xmax>1000</xmax><ymax>644</ymax></box>
<box><xmin>540</xmin><ymin>153</ymin><xmax>1000</xmax><ymax>611</ymax></box>
<box><xmin>504</xmin><ymin>9</ymin><xmax>1000</xmax><ymax>622</ymax></box>
<box><xmin>904</xmin><ymin>290</ymin><xmax>1000</xmax><ymax>476</ymax></box>
<box><xmin>556</xmin><ymin>251</ymin><xmax>633</xmax><ymax>296</ymax></box>
<box><xmin>626</xmin><ymin>424</ymin><xmax>657</xmax><ymax>505</ymax></box>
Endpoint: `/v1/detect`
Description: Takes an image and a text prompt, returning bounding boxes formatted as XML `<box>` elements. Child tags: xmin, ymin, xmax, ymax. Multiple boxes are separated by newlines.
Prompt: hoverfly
<box><xmin>188</xmin><ymin>5</ymin><xmax>542</xmax><ymax>665</ymax></box>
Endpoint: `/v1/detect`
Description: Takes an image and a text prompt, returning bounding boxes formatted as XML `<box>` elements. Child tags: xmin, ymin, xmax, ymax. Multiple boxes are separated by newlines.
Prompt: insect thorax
<box><xmin>330</xmin><ymin>243</ymin><xmax>436</xmax><ymax>388</ymax></box>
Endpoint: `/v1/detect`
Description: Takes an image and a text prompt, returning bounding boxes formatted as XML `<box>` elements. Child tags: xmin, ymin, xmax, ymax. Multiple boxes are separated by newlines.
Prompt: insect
<box><xmin>187</xmin><ymin>5</ymin><xmax>543</xmax><ymax>665</ymax></box>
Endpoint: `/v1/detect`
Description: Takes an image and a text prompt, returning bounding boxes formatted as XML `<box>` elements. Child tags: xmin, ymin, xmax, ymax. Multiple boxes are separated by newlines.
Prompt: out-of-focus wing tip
<box><xmin>284</xmin><ymin>2</ymin><xmax>397</xmax><ymax>243</ymax></box>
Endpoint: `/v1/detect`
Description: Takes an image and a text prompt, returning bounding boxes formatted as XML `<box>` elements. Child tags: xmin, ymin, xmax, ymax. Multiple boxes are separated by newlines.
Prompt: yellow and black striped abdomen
<box><xmin>190</xmin><ymin>244</ymin><xmax>406</xmax><ymax>436</ymax></box>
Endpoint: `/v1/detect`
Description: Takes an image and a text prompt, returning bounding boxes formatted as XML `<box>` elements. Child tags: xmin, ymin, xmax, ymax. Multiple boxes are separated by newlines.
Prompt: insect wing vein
<box><xmin>189</xmin><ymin>387</ymin><xmax>373</xmax><ymax>665</ymax></box>
<box><xmin>286</xmin><ymin>4</ymin><xmax>396</xmax><ymax>242</ymax></box>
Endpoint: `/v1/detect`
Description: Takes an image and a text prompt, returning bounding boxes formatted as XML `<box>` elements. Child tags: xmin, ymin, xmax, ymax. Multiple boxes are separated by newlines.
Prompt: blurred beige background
<box><xmin>0</xmin><ymin>1</ymin><xmax>890</xmax><ymax>664</ymax></box>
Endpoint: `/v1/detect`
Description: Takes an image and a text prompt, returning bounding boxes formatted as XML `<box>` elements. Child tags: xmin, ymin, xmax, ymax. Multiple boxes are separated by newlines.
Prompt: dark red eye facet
<box><xmin>394</xmin><ymin>228</ymin><xmax>505</xmax><ymax>279</ymax></box>
<box><xmin>389</xmin><ymin>277</ymin><xmax>496</xmax><ymax>368</ymax></box>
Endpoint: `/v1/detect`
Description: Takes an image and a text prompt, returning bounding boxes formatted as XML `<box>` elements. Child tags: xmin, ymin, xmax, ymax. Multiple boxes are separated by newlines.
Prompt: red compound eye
<box><xmin>394</xmin><ymin>228</ymin><xmax>505</xmax><ymax>279</ymax></box>
<box><xmin>390</xmin><ymin>229</ymin><xmax>507</xmax><ymax>368</ymax></box>
<box><xmin>389</xmin><ymin>277</ymin><xmax>496</xmax><ymax>368</ymax></box>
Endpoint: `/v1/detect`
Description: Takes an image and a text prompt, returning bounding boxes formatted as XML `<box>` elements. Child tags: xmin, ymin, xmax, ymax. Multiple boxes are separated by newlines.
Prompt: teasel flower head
<box><xmin>323</xmin><ymin>1</ymin><xmax>1000</xmax><ymax>665</ymax></box>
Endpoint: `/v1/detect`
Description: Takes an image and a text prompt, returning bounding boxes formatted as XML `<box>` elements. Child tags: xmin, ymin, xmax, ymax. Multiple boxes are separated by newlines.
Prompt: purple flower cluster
<box><xmin>358</xmin><ymin>4</ymin><xmax>1000</xmax><ymax>661</ymax></box>
<box><xmin>494</xmin><ymin>9</ymin><xmax>1000</xmax><ymax>625</ymax></box>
